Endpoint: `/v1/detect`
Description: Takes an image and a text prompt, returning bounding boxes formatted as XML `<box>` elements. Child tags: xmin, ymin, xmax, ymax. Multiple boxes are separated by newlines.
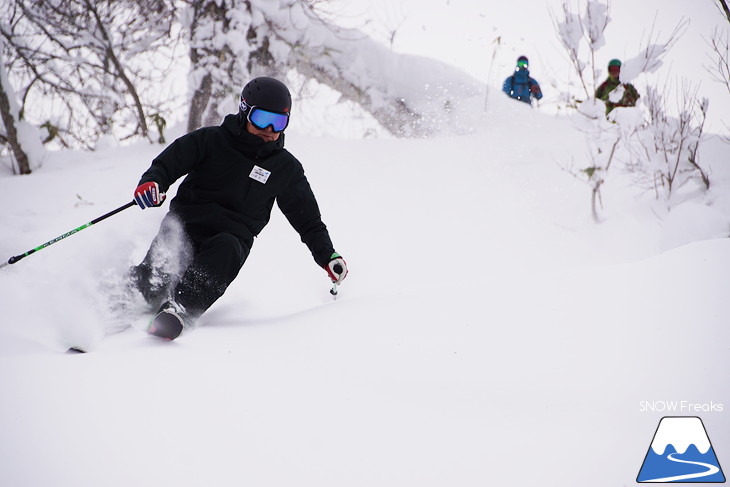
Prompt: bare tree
<box><xmin>0</xmin><ymin>50</ymin><xmax>31</xmax><ymax>174</ymax></box>
<box><xmin>1</xmin><ymin>0</ymin><xmax>179</xmax><ymax>148</ymax></box>
<box><xmin>0</xmin><ymin>34</ymin><xmax>47</xmax><ymax>174</ymax></box>
<box><xmin>639</xmin><ymin>82</ymin><xmax>709</xmax><ymax>195</ymax></box>
<box><xmin>550</xmin><ymin>0</ymin><xmax>611</xmax><ymax>100</ymax></box>
<box><xmin>686</xmin><ymin>98</ymin><xmax>710</xmax><ymax>189</ymax></box>
<box><xmin>551</xmin><ymin>1</ymin><xmax>685</xmax><ymax>109</ymax></box>
<box><xmin>3</xmin><ymin>0</ymin><xmax>485</xmax><ymax>153</ymax></box>
<box><xmin>583</xmin><ymin>0</ymin><xmax>610</xmax><ymax>91</ymax></box>
<box><xmin>706</xmin><ymin>27</ymin><xmax>730</xmax><ymax>96</ymax></box>
<box><xmin>704</xmin><ymin>1</ymin><xmax>730</xmax><ymax>140</ymax></box>
<box><xmin>716</xmin><ymin>0</ymin><xmax>730</xmax><ymax>23</ymax></box>
<box><xmin>552</xmin><ymin>0</ymin><xmax>711</xmax><ymax>220</ymax></box>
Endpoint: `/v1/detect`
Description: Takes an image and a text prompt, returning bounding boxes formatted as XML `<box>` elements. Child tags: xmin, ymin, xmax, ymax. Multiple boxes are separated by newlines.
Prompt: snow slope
<box><xmin>1</xmin><ymin>93</ymin><xmax>729</xmax><ymax>486</ymax></box>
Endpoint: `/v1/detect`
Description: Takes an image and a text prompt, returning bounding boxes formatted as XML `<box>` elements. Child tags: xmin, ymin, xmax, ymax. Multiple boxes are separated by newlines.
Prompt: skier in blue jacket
<box><xmin>502</xmin><ymin>56</ymin><xmax>543</xmax><ymax>106</ymax></box>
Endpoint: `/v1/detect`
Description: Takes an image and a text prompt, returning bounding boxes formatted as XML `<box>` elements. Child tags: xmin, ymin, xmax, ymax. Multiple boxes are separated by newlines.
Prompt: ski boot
<box><xmin>148</xmin><ymin>301</ymin><xmax>186</xmax><ymax>340</ymax></box>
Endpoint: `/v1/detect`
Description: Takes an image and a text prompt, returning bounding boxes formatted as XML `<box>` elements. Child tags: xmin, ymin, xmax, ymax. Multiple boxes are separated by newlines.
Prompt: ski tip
<box><xmin>66</xmin><ymin>346</ymin><xmax>87</xmax><ymax>354</ymax></box>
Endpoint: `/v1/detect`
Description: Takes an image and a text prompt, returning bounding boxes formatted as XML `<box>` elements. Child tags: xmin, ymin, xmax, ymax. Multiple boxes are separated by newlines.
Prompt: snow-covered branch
<box><xmin>552</xmin><ymin>2</ymin><xmax>589</xmax><ymax>98</ymax></box>
<box><xmin>1</xmin><ymin>0</ymin><xmax>179</xmax><ymax>148</ymax></box>
<box><xmin>287</xmin><ymin>30</ymin><xmax>483</xmax><ymax>137</ymax></box>
<box><xmin>551</xmin><ymin>0</ymin><xmax>611</xmax><ymax>99</ymax></box>
<box><xmin>184</xmin><ymin>0</ymin><xmax>484</xmax><ymax>137</ymax></box>
<box><xmin>618</xmin><ymin>17</ymin><xmax>688</xmax><ymax>83</ymax></box>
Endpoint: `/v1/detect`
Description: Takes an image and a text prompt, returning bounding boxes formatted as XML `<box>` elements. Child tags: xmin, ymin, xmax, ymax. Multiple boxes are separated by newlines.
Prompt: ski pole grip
<box><xmin>333</xmin><ymin>264</ymin><xmax>343</xmax><ymax>274</ymax></box>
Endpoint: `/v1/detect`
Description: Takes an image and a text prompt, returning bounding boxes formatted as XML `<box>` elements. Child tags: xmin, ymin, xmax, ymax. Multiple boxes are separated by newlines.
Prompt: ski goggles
<box><xmin>517</xmin><ymin>59</ymin><xmax>528</xmax><ymax>69</ymax></box>
<box><xmin>243</xmin><ymin>103</ymin><xmax>290</xmax><ymax>133</ymax></box>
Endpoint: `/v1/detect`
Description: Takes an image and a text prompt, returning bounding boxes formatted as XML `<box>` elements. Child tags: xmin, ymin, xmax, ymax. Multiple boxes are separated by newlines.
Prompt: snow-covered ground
<box><xmin>1</xmin><ymin>92</ymin><xmax>729</xmax><ymax>486</ymax></box>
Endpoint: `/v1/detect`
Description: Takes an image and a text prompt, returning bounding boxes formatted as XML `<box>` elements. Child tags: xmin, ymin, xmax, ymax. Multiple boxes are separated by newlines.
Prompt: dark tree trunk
<box><xmin>0</xmin><ymin>73</ymin><xmax>31</xmax><ymax>174</ymax></box>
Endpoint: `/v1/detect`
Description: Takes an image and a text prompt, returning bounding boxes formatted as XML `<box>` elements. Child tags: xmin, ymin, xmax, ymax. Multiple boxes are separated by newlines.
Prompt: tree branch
<box><xmin>717</xmin><ymin>0</ymin><xmax>730</xmax><ymax>23</ymax></box>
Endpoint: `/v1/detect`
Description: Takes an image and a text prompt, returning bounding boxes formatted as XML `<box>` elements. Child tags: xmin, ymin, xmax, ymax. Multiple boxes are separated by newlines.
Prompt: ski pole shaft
<box><xmin>329</xmin><ymin>262</ymin><xmax>343</xmax><ymax>298</ymax></box>
<box><xmin>1</xmin><ymin>200</ymin><xmax>136</xmax><ymax>269</ymax></box>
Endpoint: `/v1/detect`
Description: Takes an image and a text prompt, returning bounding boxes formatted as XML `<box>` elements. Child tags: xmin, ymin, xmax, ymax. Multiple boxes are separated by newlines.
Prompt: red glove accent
<box><xmin>134</xmin><ymin>182</ymin><xmax>166</xmax><ymax>209</ymax></box>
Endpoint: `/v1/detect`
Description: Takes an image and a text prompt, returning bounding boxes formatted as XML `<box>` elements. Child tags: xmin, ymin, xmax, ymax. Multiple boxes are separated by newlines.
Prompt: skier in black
<box><xmin>130</xmin><ymin>77</ymin><xmax>348</xmax><ymax>340</ymax></box>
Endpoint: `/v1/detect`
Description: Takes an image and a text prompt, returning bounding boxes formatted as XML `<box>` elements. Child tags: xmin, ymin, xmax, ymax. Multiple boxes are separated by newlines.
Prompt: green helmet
<box><xmin>608</xmin><ymin>59</ymin><xmax>622</xmax><ymax>68</ymax></box>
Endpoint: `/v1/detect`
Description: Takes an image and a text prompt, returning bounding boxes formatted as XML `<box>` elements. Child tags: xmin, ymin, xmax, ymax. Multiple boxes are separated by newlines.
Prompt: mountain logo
<box><xmin>637</xmin><ymin>416</ymin><xmax>725</xmax><ymax>483</ymax></box>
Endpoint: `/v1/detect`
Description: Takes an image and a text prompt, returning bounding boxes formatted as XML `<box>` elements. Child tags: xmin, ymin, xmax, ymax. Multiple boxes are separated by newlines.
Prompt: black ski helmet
<box><xmin>239</xmin><ymin>77</ymin><xmax>292</xmax><ymax>115</ymax></box>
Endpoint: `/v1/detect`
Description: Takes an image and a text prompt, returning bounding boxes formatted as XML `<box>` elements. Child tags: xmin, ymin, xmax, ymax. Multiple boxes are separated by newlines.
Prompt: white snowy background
<box><xmin>1</xmin><ymin>1</ymin><xmax>729</xmax><ymax>486</ymax></box>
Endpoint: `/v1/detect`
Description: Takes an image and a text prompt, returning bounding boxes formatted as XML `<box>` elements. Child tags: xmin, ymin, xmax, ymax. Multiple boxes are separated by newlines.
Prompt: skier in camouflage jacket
<box><xmin>595</xmin><ymin>59</ymin><xmax>640</xmax><ymax>114</ymax></box>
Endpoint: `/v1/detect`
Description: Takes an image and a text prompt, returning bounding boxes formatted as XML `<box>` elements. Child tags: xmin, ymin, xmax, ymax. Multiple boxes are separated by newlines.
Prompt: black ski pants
<box><xmin>134</xmin><ymin>212</ymin><xmax>250</xmax><ymax>317</ymax></box>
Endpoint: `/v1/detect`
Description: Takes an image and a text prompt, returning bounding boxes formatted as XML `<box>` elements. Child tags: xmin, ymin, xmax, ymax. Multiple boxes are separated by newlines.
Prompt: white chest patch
<box><xmin>249</xmin><ymin>165</ymin><xmax>271</xmax><ymax>184</ymax></box>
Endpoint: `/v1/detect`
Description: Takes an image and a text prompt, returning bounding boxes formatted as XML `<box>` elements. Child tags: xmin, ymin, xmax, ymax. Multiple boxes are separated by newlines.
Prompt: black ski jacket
<box><xmin>138</xmin><ymin>113</ymin><xmax>335</xmax><ymax>267</ymax></box>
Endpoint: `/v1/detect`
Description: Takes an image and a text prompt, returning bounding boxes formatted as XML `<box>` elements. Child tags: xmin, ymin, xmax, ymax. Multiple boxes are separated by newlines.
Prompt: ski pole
<box><xmin>1</xmin><ymin>200</ymin><xmax>136</xmax><ymax>269</ymax></box>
